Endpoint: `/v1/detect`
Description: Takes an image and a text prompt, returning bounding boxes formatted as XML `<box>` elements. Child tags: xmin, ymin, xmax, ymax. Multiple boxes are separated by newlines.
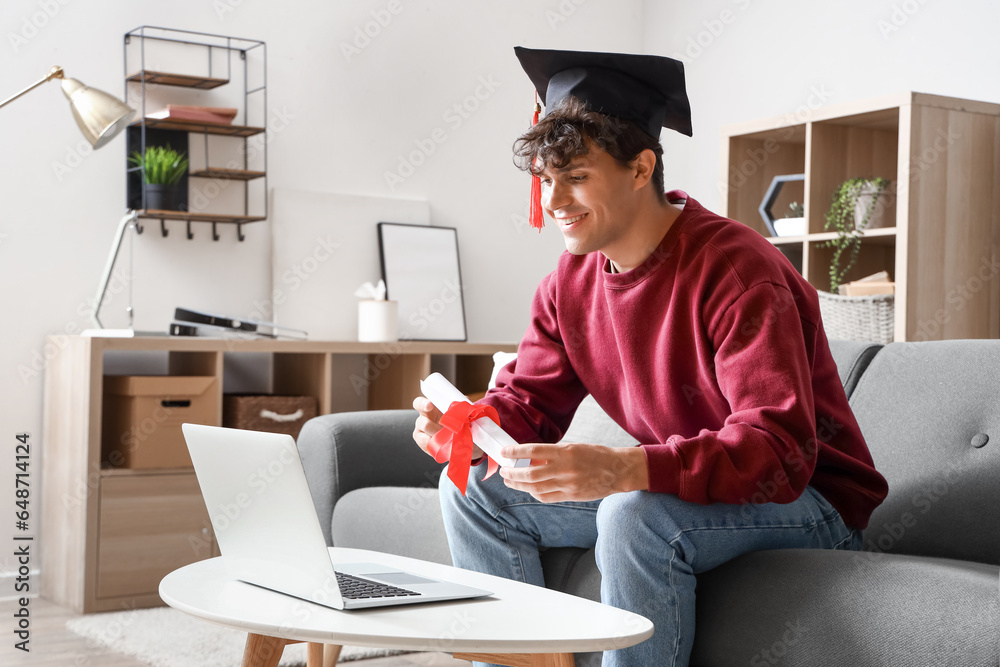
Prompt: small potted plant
<box><xmin>822</xmin><ymin>177</ymin><xmax>890</xmax><ymax>294</ymax></box>
<box><xmin>128</xmin><ymin>144</ymin><xmax>189</xmax><ymax>211</ymax></box>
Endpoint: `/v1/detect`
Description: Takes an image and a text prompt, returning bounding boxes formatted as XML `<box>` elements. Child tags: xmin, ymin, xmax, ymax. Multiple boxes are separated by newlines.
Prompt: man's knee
<box><xmin>597</xmin><ymin>491</ymin><xmax>672</xmax><ymax>541</ymax></box>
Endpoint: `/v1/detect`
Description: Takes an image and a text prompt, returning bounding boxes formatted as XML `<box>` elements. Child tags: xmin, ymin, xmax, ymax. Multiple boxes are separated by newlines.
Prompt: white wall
<box><xmin>0</xmin><ymin>0</ymin><xmax>644</xmax><ymax>585</ymax></box>
<box><xmin>645</xmin><ymin>0</ymin><xmax>1000</xmax><ymax>212</ymax></box>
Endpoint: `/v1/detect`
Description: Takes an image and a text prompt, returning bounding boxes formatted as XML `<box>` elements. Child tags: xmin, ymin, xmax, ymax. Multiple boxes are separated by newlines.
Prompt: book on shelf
<box><xmin>840</xmin><ymin>271</ymin><xmax>894</xmax><ymax>296</ymax></box>
<box><xmin>146</xmin><ymin>105</ymin><xmax>238</xmax><ymax>125</ymax></box>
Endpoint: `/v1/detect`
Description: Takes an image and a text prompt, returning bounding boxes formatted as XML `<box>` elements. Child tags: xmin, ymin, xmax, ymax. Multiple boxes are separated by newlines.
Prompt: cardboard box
<box><xmin>102</xmin><ymin>376</ymin><xmax>218</xmax><ymax>469</ymax></box>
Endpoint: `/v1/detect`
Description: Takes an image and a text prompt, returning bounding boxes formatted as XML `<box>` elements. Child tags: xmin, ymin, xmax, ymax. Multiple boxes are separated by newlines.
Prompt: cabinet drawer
<box><xmin>97</xmin><ymin>473</ymin><xmax>214</xmax><ymax>599</ymax></box>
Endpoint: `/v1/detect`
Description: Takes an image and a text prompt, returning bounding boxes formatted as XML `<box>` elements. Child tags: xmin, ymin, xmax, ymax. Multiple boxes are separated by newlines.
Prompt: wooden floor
<box><xmin>1</xmin><ymin>597</ymin><xmax>468</xmax><ymax>667</ymax></box>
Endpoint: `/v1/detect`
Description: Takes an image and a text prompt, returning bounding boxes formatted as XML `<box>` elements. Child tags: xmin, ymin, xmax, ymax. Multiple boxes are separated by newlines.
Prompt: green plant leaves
<box><xmin>127</xmin><ymin>144</ymin><xmax>190</xmax><ymax>186</ymax></box>
<box><xmin>822</xmin><ymin>177</ymin><xmax>890</xmax><ymax>293</ymax></box>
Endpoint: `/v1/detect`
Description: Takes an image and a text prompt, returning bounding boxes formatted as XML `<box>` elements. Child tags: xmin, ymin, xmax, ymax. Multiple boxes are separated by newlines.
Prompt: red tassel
<box><xmin>529</xmin><ymin>94</ymin><xmax>544</xmax><ymax>231</ymax></box>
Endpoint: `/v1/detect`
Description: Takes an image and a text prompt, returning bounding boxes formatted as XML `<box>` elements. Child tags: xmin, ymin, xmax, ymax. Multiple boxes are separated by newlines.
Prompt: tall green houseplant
<box><xmin>823</xmin><ymin>177</ymin><xmax>890</xmax><ymax>294</ymax></box>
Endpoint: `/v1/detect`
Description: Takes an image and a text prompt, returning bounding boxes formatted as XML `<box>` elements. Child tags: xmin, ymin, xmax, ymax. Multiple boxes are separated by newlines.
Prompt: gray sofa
<box><xmin>297</xmin><ymin>340</ymin><xmax>1000</xmax><ymax>666</ymax></box>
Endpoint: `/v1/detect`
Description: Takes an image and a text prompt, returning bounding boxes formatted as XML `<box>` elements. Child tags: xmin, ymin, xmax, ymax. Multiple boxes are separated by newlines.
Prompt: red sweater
<box><xmin>482</xmin><ymin>192</ymin><xmax>888</xmax><ymax>529</ymax></box>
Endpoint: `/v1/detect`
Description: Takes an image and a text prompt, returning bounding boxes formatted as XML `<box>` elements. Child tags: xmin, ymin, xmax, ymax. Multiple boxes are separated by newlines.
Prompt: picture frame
<box><xmin>377</xmin><ymin>222</ymin><xmax>468</xmax><ymax>341</ymax></box>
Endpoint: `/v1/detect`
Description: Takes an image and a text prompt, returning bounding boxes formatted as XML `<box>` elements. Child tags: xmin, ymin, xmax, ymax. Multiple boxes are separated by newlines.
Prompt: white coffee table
<box><xmin>159</xmin><ymin>547</ymin><xmax>653</xmax><ymax>667</ymax></box>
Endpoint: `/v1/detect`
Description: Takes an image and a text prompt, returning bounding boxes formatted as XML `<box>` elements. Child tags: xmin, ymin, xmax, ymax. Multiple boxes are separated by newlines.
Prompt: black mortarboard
<box><xmin>514</xmin><ymin>46</ymin><xmax>693</xmax><ymax>138</ymax></box>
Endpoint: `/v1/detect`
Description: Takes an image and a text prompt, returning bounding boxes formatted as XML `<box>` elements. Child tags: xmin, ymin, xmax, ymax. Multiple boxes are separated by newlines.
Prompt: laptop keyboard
<box><xmin>334</xmin><ymin>571</ymin><xmax>420</xmax><ymax>599</ymax></box>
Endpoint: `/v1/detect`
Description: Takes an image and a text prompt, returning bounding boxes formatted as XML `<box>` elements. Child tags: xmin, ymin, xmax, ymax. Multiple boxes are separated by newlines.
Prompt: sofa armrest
<box><xmin>296</xmin><ymin>409</ymin><xmax>445</xmax><ymax>546</ymax></box>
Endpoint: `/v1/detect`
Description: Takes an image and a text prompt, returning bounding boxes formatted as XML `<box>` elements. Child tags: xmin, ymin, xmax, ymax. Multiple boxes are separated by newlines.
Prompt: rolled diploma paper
<box><xmin>419</xmin><ymin>373</ymin><xmax>531</xmax><ymax>468</ymax></box>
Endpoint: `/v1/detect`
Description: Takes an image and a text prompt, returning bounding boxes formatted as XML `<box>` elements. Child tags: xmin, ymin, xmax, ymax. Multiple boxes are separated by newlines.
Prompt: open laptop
<box><xmin>181</xmin><ymin>423</ymin><xmax>492</xmax><ymax>610</ymax></box>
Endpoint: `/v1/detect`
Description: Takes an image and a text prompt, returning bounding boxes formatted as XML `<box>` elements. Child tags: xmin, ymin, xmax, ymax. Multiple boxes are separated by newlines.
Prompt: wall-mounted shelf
<box><xmin>124</xmin><ymin>26</ymin><xmax>267</xmax><ymax>237</ymax></box>
<box><xmin>126</xmin><ymin>70</ymin><xmax>229</xmax><ymax>89</ymax></box>
<box><xmin>137</xmin><ymin>210</ymin><xmax>266</xmax><ymax>224</ymax></box>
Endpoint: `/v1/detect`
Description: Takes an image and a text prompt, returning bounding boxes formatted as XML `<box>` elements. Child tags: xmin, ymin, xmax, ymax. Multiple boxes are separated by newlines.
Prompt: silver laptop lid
<box><xmin>181</xmin><ymin>423</ymin><xmax>345</xmax><ymax>610</ymax></box>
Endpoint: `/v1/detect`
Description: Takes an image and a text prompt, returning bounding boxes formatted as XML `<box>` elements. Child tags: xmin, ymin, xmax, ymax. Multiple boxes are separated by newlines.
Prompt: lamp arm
<box><xmin>91</xmin><ymin>210</ymin><xmax>139</xmax><ymax>329</ymax></box>
<box><xmin>0</xmin><ymin>66</ymin><xmax>64</xmax><ymax>110</ymax></box>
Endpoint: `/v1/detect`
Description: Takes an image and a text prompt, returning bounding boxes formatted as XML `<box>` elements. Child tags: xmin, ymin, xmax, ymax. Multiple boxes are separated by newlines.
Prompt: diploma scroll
<box><xmin>420</xmin><ymin>373</ymin><xmax>531</xmax><ymax>468</ymax></box>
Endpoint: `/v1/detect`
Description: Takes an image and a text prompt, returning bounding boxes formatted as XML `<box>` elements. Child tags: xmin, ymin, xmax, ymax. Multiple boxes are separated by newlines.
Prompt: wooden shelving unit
<box><xmin>124</xmin><ymin>27</ymin><xmax>267</xmax><ymax>233</ymax></box>
<box><xmin>721</xmin><ymin>92</ymin><xmax>1000</xmax><ymax>341</ymax></box>
<box><xmin>41</xmin><ymin>336</ymin><xmax>517</xmax><ymax>613</ymax></box>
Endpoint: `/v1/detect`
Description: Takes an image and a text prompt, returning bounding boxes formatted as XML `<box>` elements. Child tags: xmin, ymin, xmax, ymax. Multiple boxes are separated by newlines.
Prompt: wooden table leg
<box><xmin>453</xmin><ymin>653</ymin><xmax>575</xmax><ymax>667</ymax></box>
<box><xmin>324</xmin><ymin>643</ymin><xmax>343</xmax><ymax>666</ymax></box>
<box><xmin>241</xmin><ymin>633</ymin><xmax>288</xmax><ymax>667</ymax></box>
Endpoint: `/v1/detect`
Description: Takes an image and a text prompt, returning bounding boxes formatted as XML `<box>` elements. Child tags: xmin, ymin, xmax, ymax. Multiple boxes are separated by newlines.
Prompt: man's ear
<box><xmin>630</xmin><ymin>149</ymin><xmax>656</xmax><ymax>192</ymax></box>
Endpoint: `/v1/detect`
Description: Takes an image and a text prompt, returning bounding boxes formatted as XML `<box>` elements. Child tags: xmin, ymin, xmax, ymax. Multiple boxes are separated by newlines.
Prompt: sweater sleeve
<box><xmin>477</xmin><ymin>272</ymin><xmax>589</xmax><ymax>444</ymax></box>
<box><xmin>643</xmin><ymin>282</ymin><xmax>820</xmax><ymax>505</ymax></box>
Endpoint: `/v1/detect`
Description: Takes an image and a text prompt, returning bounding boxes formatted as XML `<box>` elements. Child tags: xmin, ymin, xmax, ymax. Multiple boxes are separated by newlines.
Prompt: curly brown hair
<box><xmin>512</xmin><ymin>96</ymin><xmax>666</xmax><ymax>203</ymax></box>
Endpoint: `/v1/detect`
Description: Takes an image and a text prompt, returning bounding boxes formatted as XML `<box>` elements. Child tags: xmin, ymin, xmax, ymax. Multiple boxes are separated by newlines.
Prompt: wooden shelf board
<box><xmin>138</xmin><ymin>210</ymin><xmax>266</xmax><ymax>224</ymax></box>
<box><xmin>190</xmin><ymin>168</ymin><xmax>266</xmax><ymax>181</ymax></box>
<box><xmin>814</xmin><ymin>107</ymin><xmax>900</xmax><ymax>132</ymax></box>
<box><xmin>132</xmin><ymin>119</ymin><xmax>264</xmax><ymax>137</ymax></box>
<box><xmin>729</xmin><ymin>124</ymin><xmax>806</xmax><ymax>143</ymax></box>
<box><xmin>767</xmin><ymin>227</ymin><xmax>896</xmax><ymax>246</ymax></box>
<box><xmin>101</xmin><ymin>466</ymin><xmax>194</xmax><ymax>476</ymax></box>
<box><xmin>767</xmin><ymin>235</ymin><xmax>808</xmax><ymax>245</ymax></box>
<box><xmin>127</xmin><ymin>70</ymin><xmax>229</xmax><ymax>89</ymax></box>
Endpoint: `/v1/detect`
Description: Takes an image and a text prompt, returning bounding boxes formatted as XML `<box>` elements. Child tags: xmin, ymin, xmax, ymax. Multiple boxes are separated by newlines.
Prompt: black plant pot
<box><xmin>143</xmin><ymin>184</ymin><xmax>185</xmax><ymax>212</ymax></box>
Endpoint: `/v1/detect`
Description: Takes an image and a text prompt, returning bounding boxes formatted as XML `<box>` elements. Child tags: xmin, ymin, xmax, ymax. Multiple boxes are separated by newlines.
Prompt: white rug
<box><xmin>67</xmin><ymin>607</ymin><xmax>408</xmax><ymax>666</ymax></box>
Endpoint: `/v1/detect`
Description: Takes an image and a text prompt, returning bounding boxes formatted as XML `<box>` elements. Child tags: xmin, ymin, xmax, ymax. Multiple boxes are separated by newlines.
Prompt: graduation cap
<box><xmin>514</xmin><ymin>46</ymin><xmax>692</xmax><ymax>230</ymax></box>
<box><xmin>514</xmin><ymin>46</ymin><xmax>692</xmax><ymax>138</ymax></box>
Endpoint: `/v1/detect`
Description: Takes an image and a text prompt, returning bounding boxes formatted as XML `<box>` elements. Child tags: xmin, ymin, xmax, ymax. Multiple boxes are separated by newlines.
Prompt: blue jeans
<box><xmin>439</xmin><ymin>464</ymin><xmax>862</xmax><ymax>667</ymax></box>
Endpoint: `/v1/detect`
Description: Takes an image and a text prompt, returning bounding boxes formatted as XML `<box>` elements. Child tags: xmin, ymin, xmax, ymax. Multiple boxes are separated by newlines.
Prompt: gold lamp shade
<box><xmin>60</xmin><ymin>76</ymin><xmax>134</xmax><ymax>149</ymax></box>
<box><xmin>0</xmin><ymin>66</ymin><xmax>135</xmax><ymax>148</ymax></box>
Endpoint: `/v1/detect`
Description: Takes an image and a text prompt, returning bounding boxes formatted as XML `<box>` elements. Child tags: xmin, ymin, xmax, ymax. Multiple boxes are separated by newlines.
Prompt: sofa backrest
<box><xmin>848</xmin><ymin>340</ymin><xmax>1000</xmax><ymax>565</ymax></box>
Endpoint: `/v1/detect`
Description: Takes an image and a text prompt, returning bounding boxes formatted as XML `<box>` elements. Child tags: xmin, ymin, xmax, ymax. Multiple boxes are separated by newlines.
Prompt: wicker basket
<box><xmin>817</xmin><ymin>291</ymin><xmax>894</xmax><ymax>344</ymax></box>
<box><xmin>223</xmin><ymin>394</ymin><xmax>317</xmax><ymax>439</ymax></box>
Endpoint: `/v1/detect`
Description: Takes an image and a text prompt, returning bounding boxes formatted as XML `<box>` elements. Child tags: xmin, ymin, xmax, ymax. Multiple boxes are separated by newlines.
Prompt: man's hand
<box><xmin>498</xmin><ymin>443</ymin><xmax>648</xmax><ymax>503</ymax></box>
<box><xmin>412</xmin><ymin>396</ymin><xmax>485</xmax><ymax>460</ymax></box>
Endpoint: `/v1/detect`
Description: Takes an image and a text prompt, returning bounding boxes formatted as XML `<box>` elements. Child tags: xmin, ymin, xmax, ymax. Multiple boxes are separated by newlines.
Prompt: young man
<box><xmin>413</xmin><ymin>47</ymin><xmax>888</xmax><ymax>667</ymax></box>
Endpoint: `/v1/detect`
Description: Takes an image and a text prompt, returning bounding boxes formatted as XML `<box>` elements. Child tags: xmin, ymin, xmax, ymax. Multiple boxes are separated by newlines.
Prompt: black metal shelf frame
<box><xmin>123</xmin><ymin>26</ymin><xmax>268</xmax><ymax>241</ymax></box>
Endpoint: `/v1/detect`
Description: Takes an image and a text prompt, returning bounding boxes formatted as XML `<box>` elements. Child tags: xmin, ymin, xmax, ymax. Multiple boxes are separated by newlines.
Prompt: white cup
<box><xmin>358</xmin><ymin>300</ymin><xmax>398</xmax><ymax>342</ymax></box>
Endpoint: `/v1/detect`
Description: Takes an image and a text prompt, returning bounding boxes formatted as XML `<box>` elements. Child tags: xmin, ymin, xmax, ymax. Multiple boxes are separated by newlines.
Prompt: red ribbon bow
<box><xmin>428</xmin><ymin>401</ymin><xmax>501</xmax><ymax>495</ymax></box>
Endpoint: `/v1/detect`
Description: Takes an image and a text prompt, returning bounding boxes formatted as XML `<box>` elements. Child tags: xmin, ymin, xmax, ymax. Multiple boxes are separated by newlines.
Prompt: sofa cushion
<box><xmin>689</xmin><ymin>549</ymin><xmax>999</xmax><ymax>667</ymax></box>
<box><xmin>332</xmin><ymin>486</ymin><xmax>453</xmax><ymax>566</ymax></box>
<box><xmin>826</xmin><ymin>339</ymin><xmax>882</xmax><ymax>398</ymax></box>
<box><xmin>848</xmin><ymin>340</ymin><xmax>1000</xmax><ymax>565</ymax></box>
<box><xmin>559</xmin><ymin>394</ymin><xmax>639</xmax><ymax>448</ymax></box>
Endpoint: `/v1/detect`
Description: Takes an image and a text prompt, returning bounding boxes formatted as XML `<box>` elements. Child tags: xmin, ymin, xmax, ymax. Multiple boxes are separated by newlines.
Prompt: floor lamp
<box><xmin>1</xmin><ymin>66</ymin><xmax>147</xmax><ymax>335</ymax></box>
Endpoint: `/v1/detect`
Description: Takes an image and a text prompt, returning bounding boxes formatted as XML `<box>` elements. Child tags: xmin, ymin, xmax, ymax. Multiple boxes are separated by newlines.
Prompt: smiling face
<box><xmin>538</xmin><ymin>141</ymin><xmax>643</xmax><ymax>258</ymax></box>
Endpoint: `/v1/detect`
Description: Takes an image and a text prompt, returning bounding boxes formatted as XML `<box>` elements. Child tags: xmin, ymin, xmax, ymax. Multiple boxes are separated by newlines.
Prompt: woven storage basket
<box><xmin>223</xmin><ymin>394</ymin><xmax>317</xmax><ymax>439</ymax></box>
<box><xmin>817</xmin><ymin>291</ymin><xmax>894</xmax><ymax>344</ymax></box>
